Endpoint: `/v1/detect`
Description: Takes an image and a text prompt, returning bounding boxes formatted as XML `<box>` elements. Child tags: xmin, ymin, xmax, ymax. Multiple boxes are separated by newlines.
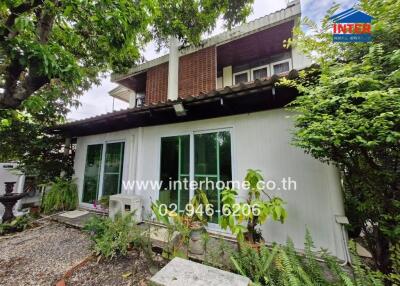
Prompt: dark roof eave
<box><xmin>53</xmin><ymin>70</ymin><xmax>301</xmax><ymax>137</ymax></box>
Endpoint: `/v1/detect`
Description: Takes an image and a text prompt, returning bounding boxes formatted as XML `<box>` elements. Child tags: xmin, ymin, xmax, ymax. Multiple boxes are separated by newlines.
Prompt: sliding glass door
<box><xmin>82</xmin><ymin>142</ymin><xmax>125</xmax><ymax>204</ymax></box>
<box><xmin>159</xmin><ymin>130</ymin><xmax>232</xmax><ymax>225</ymax></box>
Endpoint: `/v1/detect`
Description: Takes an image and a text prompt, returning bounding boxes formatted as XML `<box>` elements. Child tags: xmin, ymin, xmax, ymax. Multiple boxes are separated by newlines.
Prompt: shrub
<box><xmin>41</xmin><ymin>177</ymin><xmax>78</xmax><ymax>214</ymax></box>
<box><xmin>83</xmin><ymin>214</ymin><xmax>140</xmax><ymax>259</ymax></box>
<box><xmin>0</xmin><ymin>215</ymin><xmax>33</xmax><ymax>235</ymax></box>
<box><xmin>98</xmin><ymin>195</ymin><xmax>110</xmax><ymax>209</ymax></box>
<box><xmin>219</xmin><ymin>169</ymin><xmax>287</xmax><ymax>243</ymax></box>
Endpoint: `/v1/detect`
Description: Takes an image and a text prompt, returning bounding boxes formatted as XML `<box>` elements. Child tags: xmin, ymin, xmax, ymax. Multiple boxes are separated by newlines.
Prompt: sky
<box><xmin>68</xmin><ymin>0</ymin><xmax>356</xmax><ymax>121</ymax></box>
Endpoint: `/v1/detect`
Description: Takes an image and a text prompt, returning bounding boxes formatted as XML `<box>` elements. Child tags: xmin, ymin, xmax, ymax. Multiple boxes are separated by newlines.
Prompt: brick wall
<box><xmin>178</xmin><ymin>46</ymin><xmax>216</xmax><ymax>99</ymax></box>
<box><xmin>145</xmin><ymin>62</ymin><xmax>169</xmax><ymax>104</ymax></box>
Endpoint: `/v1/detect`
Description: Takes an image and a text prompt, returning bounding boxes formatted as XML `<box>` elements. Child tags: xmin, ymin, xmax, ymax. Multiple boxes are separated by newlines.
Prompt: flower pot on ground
<box><xmin>29</xmin><ymin>205</ymin><xmax>40</xmax><ymax>218</ymax></box>
<box><xmin>219</xmin><ymin>169</ymin><xmax>287</xmax><ymax>246</ymax></box>
<box><xmin>99</xmin><ymin>196</ymin><xmax>110</xmax><ymax>211</ymax></box>
<box><xmin>151</xmin><ymin>189</ymin><xmax>211</xmax><ymax>257</ymax></box>
<box><xmin>188</xmin><ymin>221</ymin><xmax>206</xmax><ymax>255</ymax></box>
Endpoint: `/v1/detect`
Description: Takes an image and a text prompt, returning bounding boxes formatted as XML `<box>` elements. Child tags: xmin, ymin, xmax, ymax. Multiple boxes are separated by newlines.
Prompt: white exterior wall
<box><xmin>73</xmin><ymin>109</ymin><xmax>346</xmax><ymax>259</ymax></box>
<box><xmin>292</xmin><ymin>46</ymin><xmax>312</xmax><ymax>70</ymax></box>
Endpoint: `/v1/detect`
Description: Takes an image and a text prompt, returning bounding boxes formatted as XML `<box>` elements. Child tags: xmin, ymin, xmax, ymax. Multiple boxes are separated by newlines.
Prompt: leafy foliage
<box><xmin>219</xmin><ymin>169</ymin><xmax>287</xmax><ymax>243</ymax></box>
<box><xmin>98</xmin><ymin>195</ymin><xmax>110</xmax><ymax>209</ymax></box>
<box><xmin>0</xmin><ymin>214</ymin><xmax>32</xmax><ymax>235</ymax></box>
<box><xmin>83</xmin><ymin>214</ymin><xmax>140</xmax><ymax>259</ymax></box>
<box><xmin>0</xmin><ymin>0</ymin><xmax>254</xmax><ymax>109</ymax></box>
<box><xmin>230</xmin><ymin>231</ymin><xmax>384</xmax><ymax>286</ymax></box>
<box><xmin>151</xmin><ymin>189</ymin><xmax>211</xmax><ymax>227</ymax></box>
<box><xmin>41</xmin><ymin>177</ymin><xmax>78</xmax><ymax>214</ymax></box>
<box><xmin>0</xmin><ymin>0</ymin><xmax>254</xmax><ymax>187</ymax></box>
<box><xmin>285</xmin><ymin>0</ymin><xmax>400</xmax><ymax>275</ymax></box>
<box><xmin>0</xmin><ymin>107</ymin><xmax>74</xmax><ymax>183</ymax></box>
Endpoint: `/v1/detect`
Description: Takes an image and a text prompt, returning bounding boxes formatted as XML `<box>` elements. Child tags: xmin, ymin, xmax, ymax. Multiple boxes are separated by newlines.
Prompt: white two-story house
<box><xmin>55</xmin><ymin>0</ymin><xmax>347</xmax><ymax>260</ymax></box>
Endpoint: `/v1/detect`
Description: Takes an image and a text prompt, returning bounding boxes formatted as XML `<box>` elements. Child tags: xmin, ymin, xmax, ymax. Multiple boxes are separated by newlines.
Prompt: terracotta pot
<box><xmin>189</xmin><ymin>224</ymin><xmax>205</xmax><ymax>255</ymax></box>
<box><xmin>248</xmin><ymin>242</ymin><xmax>262</xmax><ymax>252</ymax></box>
<box><xmin>239</xmin><ymin>238</ymin><xmax>265</xmax><ymax>252</ymax></box>
<box><xmin>30</xmin><ymin>206</ymin><xmax>40</xmax><ymax>215</ymax></box>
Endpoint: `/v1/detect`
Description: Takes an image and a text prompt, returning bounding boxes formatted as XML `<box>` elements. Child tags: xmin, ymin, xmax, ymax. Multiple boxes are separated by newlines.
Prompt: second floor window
<box><xmin>233</xmin><ymin>71</ymin><xmax>250</xmax><ymax>85</ymax></box>
<box><xmin>252</xmin><ymin>65</ymin><xmax>269</xmax><ymax>80</ymax></box>
<box><xmin>135</xmin><ymin>93</ymin><xmax>145</xmax><ymax>107</ymax></box>
<box><xmin>272</xmin><ymin>60</ymin><xmax>290</xmax><ymax>74</ymax></box>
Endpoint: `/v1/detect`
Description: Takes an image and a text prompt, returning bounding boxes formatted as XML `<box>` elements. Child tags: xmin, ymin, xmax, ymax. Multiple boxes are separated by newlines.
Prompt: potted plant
<box><xmin>186</xmin><ymin>189</ymin><xmax>210</xmax><ymax>255</ymax></box>
<box><xmin>219</xmin><ymin>169</ymin><xmax>287</xmax><ymax>248</ymax></box>
<box><xmin>99</xmin><ymin>195</ymin><xmax>110</xmax><ymax>211</ymax></box>
<box><xmin>151</xmin><ymin>189</ymin><xmax>211</xmax><ymax>256</ymax></box>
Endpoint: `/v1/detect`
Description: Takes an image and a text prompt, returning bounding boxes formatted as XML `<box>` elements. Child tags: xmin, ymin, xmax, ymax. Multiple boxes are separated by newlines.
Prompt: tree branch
<box><xmin>1</xmin><ymin>73</ymin><xmax>49</xmax><ymax>109</ymax></box>
<box><xmin>1</xmin><ymin>2</ymin><xmax>56</xmax><ymax>109</ymax></box>
<box><xmin>2</xmin><ymin>0</ymin><xmax>44</xmax><ymax>41</ymax></box>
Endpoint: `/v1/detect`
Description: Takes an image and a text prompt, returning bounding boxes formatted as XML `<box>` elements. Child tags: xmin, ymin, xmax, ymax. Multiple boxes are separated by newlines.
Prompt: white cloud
<box><xmin>68</xmin><ymin>0</ymin><xmax>357</xmax><ymax>121</ymax></box>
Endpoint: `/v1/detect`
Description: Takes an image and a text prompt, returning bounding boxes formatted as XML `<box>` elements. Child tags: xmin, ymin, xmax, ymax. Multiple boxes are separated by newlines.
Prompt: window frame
<box><xmin>158</xmin><ymin>134</ymin><xmax>191</xmax><ymax>213</ymax></box>
<box><xmin>270</xmin><ymin>59</ymin><xmax>292</xmax><ymax>75</ymax></box>
<box><xmin>232</xmin><ymin>70</ymin><xmax>250</xmax><ymax>85</ymax></box>
<box><xmin>250</xmin><ymin>64</ymin><xmax>270</xmax><ymax>81</ymax></box>
<box><xmin>81</xmin><ymin>140</ymin><xmax>126</xmax><ymax>207</ymax></box>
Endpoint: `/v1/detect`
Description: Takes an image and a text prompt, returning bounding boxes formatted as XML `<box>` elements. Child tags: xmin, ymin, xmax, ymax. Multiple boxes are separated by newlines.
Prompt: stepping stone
<box><xmin>150</xmin><ymin>257</ymin><xmax>250</xmax><ymax>286</ymax></box>
<box><xmin>59</xmin><ymin>210</ymin><xmax>89</xmax><ymax>219</ymax></box>
<box><xmin>356</xmin><ymin>242</ymin><xmax>373</xmax><ymax>258</ymax></box>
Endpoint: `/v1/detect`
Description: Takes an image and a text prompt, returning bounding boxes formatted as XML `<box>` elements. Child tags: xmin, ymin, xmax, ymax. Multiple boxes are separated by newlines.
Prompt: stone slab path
<box><xmin>150</xmin><ymin>257</ymin><xmax>250</xmax><ymax>286</ymax></box>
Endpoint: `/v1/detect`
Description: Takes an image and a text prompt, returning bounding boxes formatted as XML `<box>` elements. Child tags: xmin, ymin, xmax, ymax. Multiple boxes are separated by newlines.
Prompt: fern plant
<box><xmin>229</xmin><ymin>231</ymin><xmax>385</xmax><ymax>286</ymax></box>
<box><xmin>231</xmin><ymin>244</ymin><xmax>279</xmax><ymax>285</ymax></box>
<box><xmin>41</xmin><ymin>177</ymin><xmax>78</xmax><ymax>214</ymax></box>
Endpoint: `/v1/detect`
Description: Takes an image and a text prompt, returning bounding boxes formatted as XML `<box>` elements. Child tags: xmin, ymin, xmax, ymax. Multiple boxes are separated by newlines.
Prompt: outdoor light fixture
<box><xmin>173</xmin><ymin>103</ymin><xmax>187</xmax><ymax>116</ymax></box>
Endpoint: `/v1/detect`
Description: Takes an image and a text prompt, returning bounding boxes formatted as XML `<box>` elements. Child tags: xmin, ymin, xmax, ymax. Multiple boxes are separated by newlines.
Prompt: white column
<box><xmin>222</xmin><ymin>66</ymin><xmax>233</xmax><ymax>87</ymax></box>
<box><xmin>129</xmin><ymin>90</ymin><xmax>136</xmax><ymax>108</ymax></box>
<box><xmin>167</xmin><ymin>37</ymin><xmax>180</xmax><ymax>101</ymax></box>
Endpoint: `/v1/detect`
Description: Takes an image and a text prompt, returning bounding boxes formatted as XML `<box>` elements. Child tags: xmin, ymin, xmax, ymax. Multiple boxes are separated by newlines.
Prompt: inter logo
<box><xmin>330</xmin><ymin>8</ymin><xmax>373</xmax><ymax>42</ymax></box>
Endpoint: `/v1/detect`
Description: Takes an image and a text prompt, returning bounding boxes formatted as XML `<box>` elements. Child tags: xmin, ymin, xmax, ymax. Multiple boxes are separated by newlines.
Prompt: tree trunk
<box><xmin>376</xmin><ymin>234</ymin><xmax>391</xmax><ymax>272</ymax></box>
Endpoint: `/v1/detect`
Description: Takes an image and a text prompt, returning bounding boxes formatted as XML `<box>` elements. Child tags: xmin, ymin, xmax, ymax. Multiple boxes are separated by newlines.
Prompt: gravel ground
<box><xmin>0</xmin><ymin>221</ymin><xmax>167</xmax><ymax>286</ymax></box>
<box><xmin>0</xmin><ymin>222</ymin><xmax>91</xmax><ymax>286</ymax></box>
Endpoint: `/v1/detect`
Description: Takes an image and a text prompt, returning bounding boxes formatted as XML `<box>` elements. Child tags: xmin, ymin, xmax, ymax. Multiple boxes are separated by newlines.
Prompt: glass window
<box><xmin>194</xmin><ymin>131</ymin><xmax>232</xmax><ymax>223</ymax></box>
<box><xmin>234</xmin><ymin>72</ymin><xmax>249</xmax><ymax>84</ymax></box>
<box><xmin>252</xmin><ymin>66</ymin><xmax>269</xmax><ymax>80</ymax></box>
<box><xmin>82</xmin><ymin>144</ymin><xmax>103</xmax><ymax>203</ymax></box>
<box><xmin>159</xmin><ymin>135</ymin><xmax>190</xmax><ymax>212</ymax></box>
<box><xmin>102</xmin><ymin>142</ymin><xmax>125</xmax><ymax>197</ymax></box>
<box><xmin>135</xmin><ymin>93</ymin><xmax>145</xmax><ymax>107</ymax></box>
<box><xmin>272</xmin><ymin>61</ymin><xmax>290</xmax><ymax>74</ymax></box>
<box><xmin>82</xmin><ymin>142</ymin><xmax>125</xmax><ymax>204</ymax></box>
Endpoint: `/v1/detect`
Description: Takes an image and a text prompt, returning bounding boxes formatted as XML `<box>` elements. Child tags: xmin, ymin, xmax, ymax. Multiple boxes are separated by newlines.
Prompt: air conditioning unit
<box><xmin>109</xmin><ymin>194</ymin><xmax>142</xmax><ymax>222</ymax></box>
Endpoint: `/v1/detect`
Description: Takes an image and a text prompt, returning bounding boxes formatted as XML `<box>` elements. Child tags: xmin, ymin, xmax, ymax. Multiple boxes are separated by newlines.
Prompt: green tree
<box><xmin>286</xmin><ymin>0</ymin><xmax>399</xmax><ymax>276</ymax></box>
<box><xmin>0</xmin><ymin>0</ymin><xmax>254</xmax><ymax>181</ymax></box>
<box><xmin>0</xmin><ymin>92</ymin><xmax>75</xmax><ymax>182</ymax></box>
<box><xmin>0</xmin><ymin>0</ymin><xmax>254</xmax><ymax>109</ymax></box>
